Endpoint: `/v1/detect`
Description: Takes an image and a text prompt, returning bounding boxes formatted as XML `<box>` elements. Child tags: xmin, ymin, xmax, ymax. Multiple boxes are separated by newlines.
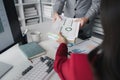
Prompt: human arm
<box><xmin>75</xmin><ymin>0</ymin><xmax>101</xmax><ymax>28</ymax></box>
<box><xmin>53</xmin><ymin>43</ymin><xmax>68</xmax><ymax>80</ymax></box>
<box><xmin>53</xmin><ymin>0</ymin><xmax>66</xmax><ymax>15</ymax></box>
<box><xmin>53</xmin><ymin>33</ymin><xmax>68</xmax><ymax>79</ymax></box>
<box><xmin>53</xmin><ymin>0</ymin><xmax>66</xmax><ymax>21</ymax></box>
<box><xmin>54</xmin><ymin>44</ymin><xmax>94</xmax><ymax>80</ymax></box>
<box><xmin>75</xmin><ymin>17</ymin><xmax>89</xmax><ymax>28</ymax></box>
<box><xmin>85</xmin><ymin>0</ymin><xmax>101</xmax><ymax>21</ymax></box>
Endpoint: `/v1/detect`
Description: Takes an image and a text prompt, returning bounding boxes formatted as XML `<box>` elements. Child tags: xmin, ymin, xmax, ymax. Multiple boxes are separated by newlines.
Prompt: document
<box><xmin>47</xmin><ymin>16</ymin><xmax>80</xmax><ymax>43</ymax></box>
<box><xmin>68</xmin><ymin>37</ymin><xmax>103</xmax><ymax>54</ymax></box>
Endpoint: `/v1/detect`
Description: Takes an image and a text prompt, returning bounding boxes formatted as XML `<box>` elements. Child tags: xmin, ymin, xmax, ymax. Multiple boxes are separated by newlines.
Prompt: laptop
<box><xmin>0</xmin><ymin>61</ymin><xmax>13</xmax><ymax>79</ymax></box>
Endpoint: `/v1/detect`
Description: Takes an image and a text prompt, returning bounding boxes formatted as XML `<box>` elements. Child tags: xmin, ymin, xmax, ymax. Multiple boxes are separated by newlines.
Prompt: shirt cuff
<box><xmin>56</xmin><ymin>43</ymin><xmax>68</xmax><ymax>57</ymax></box>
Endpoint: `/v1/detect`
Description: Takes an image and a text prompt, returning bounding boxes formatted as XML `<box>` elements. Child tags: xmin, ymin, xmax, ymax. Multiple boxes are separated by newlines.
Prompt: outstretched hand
<box><xmin>53</xmin><ymin>12</ymin><xmax>62</xmax><ymax>22</ymax></box>
<box><xmin>75</xmin><ymin>17</ymin><xmax>89</xmax><ymax>29</ymax></box>
<box><xmin>56</xmin><ymin>32</ymin><xmax>67</xmax><ymax>44</ymax></box>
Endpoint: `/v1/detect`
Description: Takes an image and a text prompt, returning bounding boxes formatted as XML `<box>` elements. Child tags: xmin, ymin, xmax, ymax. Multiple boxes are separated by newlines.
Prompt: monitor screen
<box><xmin>0</xmin><ymin>0</ymin><xmax>23</xmax><ymax>53</ymax></box>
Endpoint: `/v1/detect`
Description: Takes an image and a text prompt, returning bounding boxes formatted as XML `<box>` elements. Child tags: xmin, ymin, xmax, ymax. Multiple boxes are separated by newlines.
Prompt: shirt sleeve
<box><xmin>54</xmin><ymin>48</ymin><xmax>94</xmax><ymax>80</ymax></box>
<box><xmin>53</xmin><ymin>0</ymin><xmax>66</xmax><ymax>14</ymax></box>
<box><xmin>53</xmin><ymin>43</ymin><xmax>68</xmax><ymax>80</ymax></box>
<box><xmin>85</xmin><ymin>0</ymin><xmax>101</xmax><ymax>21</ymax></box>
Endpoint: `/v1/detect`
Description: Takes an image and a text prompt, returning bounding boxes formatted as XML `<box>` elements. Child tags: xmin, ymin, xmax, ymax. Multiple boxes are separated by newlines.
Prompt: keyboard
<box><xmin>18</xmin><ymin>56</ymin><xmax>55</xmax><ymax>80</ymax></box>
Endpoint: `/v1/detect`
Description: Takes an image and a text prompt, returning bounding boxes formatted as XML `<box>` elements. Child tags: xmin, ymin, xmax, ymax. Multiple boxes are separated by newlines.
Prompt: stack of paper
<box><xmin>48</xmin><ymin>16</ymin><xmax>80</xmax><ymax>43</ymax></box>
<box><xmin>26</xmin><ymin>18</ymin><xmax>39</xmax><ymax>25</ymax></box>
<box><xmin>24</xmin><ymin>7</ymin><xmax>38</xmax><ymax>18</ymax></box>
<box><xmin>43</xmin><ymin>5</ymin><xmax>53</xmax><ymax>18</ymax></box>
<box><xmin>24</xmin><ymin>7</ymin><xmax>39</xmax><ymax>25</ymax></box>
<box><xmin>23</xmin><ymin>0</ymin><xmax>38</xmax><ymax>3</ymax></box>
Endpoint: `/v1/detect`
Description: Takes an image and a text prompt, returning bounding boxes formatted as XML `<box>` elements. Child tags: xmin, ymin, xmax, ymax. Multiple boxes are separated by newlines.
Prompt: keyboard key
<box><xmin>19</xmin><ymin>56</ymin><xmax>55</xmax><ymax>80</ymax></box>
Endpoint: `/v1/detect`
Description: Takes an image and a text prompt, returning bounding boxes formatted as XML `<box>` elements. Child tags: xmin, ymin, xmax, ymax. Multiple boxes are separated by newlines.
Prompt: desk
<box><xmin>21</xmin><ymin>21</ymin><xmax>103</xmax><ymax>80</ymax></box>
<box><xmin>22</xmin><ymin>21</ymin><xmax>59</xmax><ymax>59</ymax></box>
<box><xmin>22</xmin><ymin>21</ymin><xmax>52</xmax><ymax>42</ymax></box>
<box><xmin>22</xmin><ymin>21</ymin><xmax>103</xmax><ymax>58</ymax></box>
<box><xmin>22</xmin><ymin>21</ymin><xmax>60</xmax><ymax>79</ymax></box>
<box><xmin>0</xmin><ymin>21</ymin><xmax>102</xmax><ymax>80</ymax></box>
<box><xmin>0</xmin><ymin>22</ymin><xmax>60</xmax><ymax>80</ymax></box>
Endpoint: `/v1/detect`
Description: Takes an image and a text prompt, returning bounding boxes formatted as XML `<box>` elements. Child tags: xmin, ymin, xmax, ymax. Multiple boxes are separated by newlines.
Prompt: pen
<box><xmin>23</xmin><ymin>29</ymin><xmax>28</xmax><ymax>37</ymax></box>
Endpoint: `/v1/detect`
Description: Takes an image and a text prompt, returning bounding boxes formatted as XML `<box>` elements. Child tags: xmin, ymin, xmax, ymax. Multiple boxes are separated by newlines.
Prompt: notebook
<box><xmin>0</xmin><ymin>61</ymin><xmax>13</xmax><ymax>79</ymax></box>
<box><xmin>19</xmin><ymin>42</ymin><xmax>46</xmax><ymax>59</ymax></box>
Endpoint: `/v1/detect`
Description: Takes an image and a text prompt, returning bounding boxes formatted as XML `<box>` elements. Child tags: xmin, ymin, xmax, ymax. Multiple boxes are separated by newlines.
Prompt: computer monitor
<box><xmin>0</xmin><ymin>0</ymin><xmax>23</xmax><ymax>53</ymax></box>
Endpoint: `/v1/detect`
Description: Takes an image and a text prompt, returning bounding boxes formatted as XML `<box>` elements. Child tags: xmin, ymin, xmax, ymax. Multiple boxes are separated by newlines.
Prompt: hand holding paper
<box><xmin>48</xmin><ymin>16</ymin><xmax>80</xmax><ymax>43</ymax></box>
<box><xmin>56</xmin><ymin>33</ymin><xmax>67</xmax><ymax>44</ymax></box>
<box><xmin>74</xmin><ymin>17</ymin><xmax>89</xmax><ymax>28</ymax></box>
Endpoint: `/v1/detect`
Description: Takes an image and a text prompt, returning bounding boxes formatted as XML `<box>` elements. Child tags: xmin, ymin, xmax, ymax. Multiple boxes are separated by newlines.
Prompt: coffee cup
<box><xmin>30</xmin><ymin>31</ymin><xmax>41</xmax><ymax>43</ymax></box>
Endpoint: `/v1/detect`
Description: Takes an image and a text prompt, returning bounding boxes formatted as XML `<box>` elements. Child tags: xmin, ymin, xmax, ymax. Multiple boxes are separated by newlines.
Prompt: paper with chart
<box><xmin>47</xmin><ymin>16</ymin><xmax>80</xmax><ymax>43</ymax></box>
<box><xmin>68</xmin><ymin>37</ymin><xmax>103</xmax><ymax>54</ymax></box>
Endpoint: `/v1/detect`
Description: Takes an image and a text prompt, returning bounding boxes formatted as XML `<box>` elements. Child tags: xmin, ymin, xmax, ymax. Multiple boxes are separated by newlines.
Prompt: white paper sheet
<box><xmin>68</xmin><ymin>37</ymin><xmax>103</xmax><ymax>54</ymax></box>
<box><xmin>47</xmin><ymin>16</ymin><xmax>80</xmax><ymax>43</ymax></box>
